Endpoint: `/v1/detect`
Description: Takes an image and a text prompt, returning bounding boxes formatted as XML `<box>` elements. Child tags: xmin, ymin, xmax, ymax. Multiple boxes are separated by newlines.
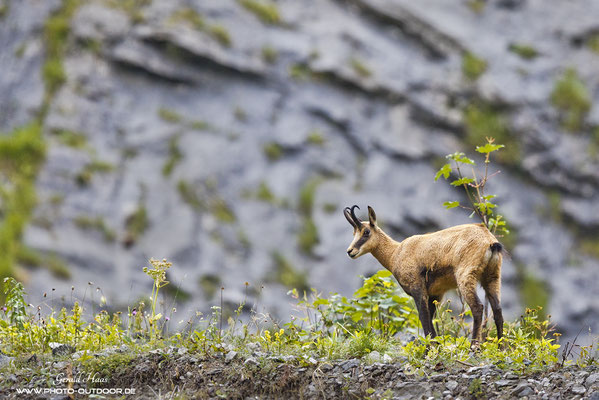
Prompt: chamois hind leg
<box><xmin>457</xmin><ymin>276</ymin><xmax>484</xmax><ymax>346</ymax></box>
<box><xmin>482</xmin><ymin>279</ymin><xmax>503</xmax><ymax>341</ymax></box>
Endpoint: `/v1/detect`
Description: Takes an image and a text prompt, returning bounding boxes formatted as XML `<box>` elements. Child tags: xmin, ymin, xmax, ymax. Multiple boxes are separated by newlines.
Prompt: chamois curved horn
<box><xmin>350</xmin><ymin>205</ymin><xmax>361</xmax><ymax>227</ymax></box>
<box><xmin>344</xmin><ymin>207</ymin><xmax>356</xmax><ymax>227</ymax></box>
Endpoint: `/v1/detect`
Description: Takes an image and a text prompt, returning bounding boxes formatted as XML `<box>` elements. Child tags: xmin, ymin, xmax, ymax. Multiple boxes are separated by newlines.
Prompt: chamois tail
<box><xmin>490</xmin><ymin>242</ymin><xmax>503</xmax><ymax>254</ymax></box>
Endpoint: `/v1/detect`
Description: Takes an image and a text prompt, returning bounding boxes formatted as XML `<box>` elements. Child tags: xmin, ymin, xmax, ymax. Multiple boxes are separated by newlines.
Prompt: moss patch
<box><xmin>158</xmin><ymin>108</ymin><xmax>183</xmax><ymax>124</ymax></box>
<box><xmin>463</xmin><ymin>103</ymin><xmax>520</xmax><ymax>165</ymax></box>
<box><xmin>550</xmin><ymin>68</ymin><xmax>591</xmax><ymax>132</ymax></box>
<box><xmin>169</xmin><ymin>7</ymin><xmax>232</xmax><ymax>47</ymax></box>
<box><xmin>462</xmin><ymin>52</ymin><xmax>487</xmax><ymax>81</ymax></box>
<box><xmin>177</xmin><ymin>180</ymin><xmax>236</xmax><ymax>223</ymax></box>
<box><xmin>306</xmin><ymin>130</ymin><xmax>325</xmax><ymax>146</ymax></box>
<box><xmin>124</xmin><ymin>205</ymin><xmax>149</xmax><ymax>247</ymax></box>
<box><xmin>263</xmin><ymin>142</ymin><xmax>283</xmax><ymax>161</ymax></box>
<box><xmin>75</xmin><ymin>160</ymin><xmax>115</xmax><ymax>186</ymax></box>
<box><xmin>350</xmin><ymin>58</ymin><xmax>372</xmax><ymax>78</ymax></box>
<box><xmin>297</xmin><ymin>178</ymin><xmax>321</xmax><ymax>255</ymax></box>
<box><xmin>261</xmin><ymin>45</ymin><xmax>278</xmax><ymax>64</ymax></box>
<box><xmin>239</xmin><ymin>0</ymin><xmax>281</xmax><ymax>25</ymax></box>
<box><xmin>51</xmin><ymin>129</ymin><xmax>88</xmax><ymax>149</ymax></box>
<box><xmin>199</xmin><ymin>274</ymin><xmax>221</xmax><ymax>300</ymax></box>
<box><xmin>74</xmin><ymin>216</ymin><xmax>116</xmax><ymax>242</ymax></box>
<box><xmin>162</xmin><ymin>134</ymin><xmax>183</xmax><ymax>177</ymax></box>
<box><xmin>508</xmin><ymin>43</ymin><xmax>540</xmax><ymax>60</ymax></box>
<box><xmin>580</xmin><ymin>237</ymin><xmax>599</xmax><ymax>259</ymax></box>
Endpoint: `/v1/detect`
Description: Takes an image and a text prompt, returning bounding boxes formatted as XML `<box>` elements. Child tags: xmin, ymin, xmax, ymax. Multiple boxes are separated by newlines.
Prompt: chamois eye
<box><xmin>364</xmin><ymin>229</ymin><xmax>370</xmax><ymax>237</ymax></box>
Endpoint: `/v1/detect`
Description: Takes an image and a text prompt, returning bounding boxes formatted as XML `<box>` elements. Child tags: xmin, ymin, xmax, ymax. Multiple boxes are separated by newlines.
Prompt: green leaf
<box><xmin>443</xmin><ymin>201</ymin><xmax>460</xmax><ymax>209</ymax></box>
<box><xmin>434</xmin><ymin>163</ymin><xmax>452</xmax><ymax>181</ymax></box>
<box><xmin>483</xmin><ymin>194</ymin><xmax>496</xmax><ymax>201</ymax></box>
<box><xmin>351</xmin><ymin>312</ymin><xmax>363</xmax><ymax>322</ymax></box>
<box><xmin>313</xmin><ymin>298</ymin><xmax>329</xmax><ymax>306</ymax></box>
<box><xmin>446</xmin><ymin>152</ymin><xmax>475</xmax><ymax>165</ymax></box>
<box><xmin>476</xmin><ymin>143</ymin><xmax>505</xmax><ymax>154</ymax></box>
<box><xmin>450</xmin><ymin>177</ymin><xmax>475</xmax><ymax>186</ymax></box>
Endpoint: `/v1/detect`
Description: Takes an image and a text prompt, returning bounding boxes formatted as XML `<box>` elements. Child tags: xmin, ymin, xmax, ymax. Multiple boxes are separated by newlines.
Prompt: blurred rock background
<box><xmin>0</xmin><ymin>0</ymin><xmax>598</xmax><ymax>344</ymax></box>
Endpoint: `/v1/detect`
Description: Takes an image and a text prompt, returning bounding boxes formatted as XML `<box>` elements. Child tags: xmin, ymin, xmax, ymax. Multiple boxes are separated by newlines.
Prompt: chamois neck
<box><xmin>371</xmin><ymin>229</ymin><xmax>400</xmax><ymax>271</ymax></box>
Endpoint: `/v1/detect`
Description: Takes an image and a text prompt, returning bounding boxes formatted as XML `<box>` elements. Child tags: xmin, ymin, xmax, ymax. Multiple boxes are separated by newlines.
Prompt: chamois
<box><xmin>343</xmin><ymin>205</ymin><xmax>503</xmax><ymax>345</ymax></box>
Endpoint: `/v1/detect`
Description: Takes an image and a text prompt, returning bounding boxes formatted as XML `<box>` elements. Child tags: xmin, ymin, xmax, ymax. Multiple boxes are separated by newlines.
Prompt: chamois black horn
<box><xmin>343</xmin><ymin>207</ymin><xmax>356</xmax><ymax>227</ymax></box>
<box><xmin>350</xmin><ymin>205</ymin><xmax>361</xmax><ymax>226</ymax></box>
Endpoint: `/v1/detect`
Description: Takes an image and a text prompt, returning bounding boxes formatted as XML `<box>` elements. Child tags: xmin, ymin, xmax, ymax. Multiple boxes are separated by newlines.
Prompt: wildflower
<box><xmin>165</xmin><ymin>316</ymin><xmax>170</xmax><ymax>321</ymax></box>
<box><xmin>1</xmin><ymin>307</ymin><xmax>6</xmax><ymax>313</ymax></box>
<box><xmin>132</xmin><ymin>309</ymin><xmax>137</xmax><ymax>316</ymax></box>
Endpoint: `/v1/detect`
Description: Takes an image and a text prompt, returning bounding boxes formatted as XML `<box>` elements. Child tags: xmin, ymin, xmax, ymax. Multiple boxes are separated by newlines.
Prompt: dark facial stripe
<box><xmin>354</xmin><ymin>234</ymin><xmax>369</xmax><ymax>250</ymax></box>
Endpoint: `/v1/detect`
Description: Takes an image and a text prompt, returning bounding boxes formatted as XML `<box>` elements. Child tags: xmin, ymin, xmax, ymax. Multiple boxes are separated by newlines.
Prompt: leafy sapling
<box><xmin>434</xmin><ymin>137</ymin><xmax>509</xmax><ymax>237</ymax></box>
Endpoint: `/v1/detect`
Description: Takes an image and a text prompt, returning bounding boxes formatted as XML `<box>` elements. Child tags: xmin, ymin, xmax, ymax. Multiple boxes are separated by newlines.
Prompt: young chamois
<box><xmin>344</xmin><ymin>205</ymin><xmax>504</xmax><ymax>345</ymax></box>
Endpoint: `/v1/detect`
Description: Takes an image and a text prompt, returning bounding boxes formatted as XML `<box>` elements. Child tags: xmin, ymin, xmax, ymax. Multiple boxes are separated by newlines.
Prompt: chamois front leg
<box><xmin>413</xmin><ymin>291</ymin><xmax>436</xmax><ymax>338</ymax></box>
<box><xmin>428</xmin><ymin>296</ymin><xmax>441</xmax><ymax>336</ymax></box>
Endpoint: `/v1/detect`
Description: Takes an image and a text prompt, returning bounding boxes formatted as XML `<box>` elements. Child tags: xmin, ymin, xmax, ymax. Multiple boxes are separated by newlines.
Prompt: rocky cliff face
<box><xmin>1</xmin><ymin>0</ymin><xmax>598</xmax><ymax>343</ymax></box>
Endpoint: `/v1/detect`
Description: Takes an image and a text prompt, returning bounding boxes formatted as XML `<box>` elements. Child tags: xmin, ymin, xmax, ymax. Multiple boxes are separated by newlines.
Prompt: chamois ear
<box><xmin>367</xmin><ymin>206</ymin><xmax>377</xmax><ymax>227</ymax></box>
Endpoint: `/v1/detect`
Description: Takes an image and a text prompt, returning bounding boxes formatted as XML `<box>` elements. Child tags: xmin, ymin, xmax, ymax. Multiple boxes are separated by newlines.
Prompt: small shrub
<box><xmin>256</xmin><ymin>181</ymin><xmax>275</xmax><ymax>203</ymax></box>
<box><xmin>306</xmin><ymin>130</ymin><xmax>325</xmax><ymax>146</ymax></box>
<box><xmin>162</xmin><ymin>135</ymin><xmax>183</xmax><ymax>177</ymax></box>
<box><xmin>239</xmin><ymin>0</ymin><xmax>281</xmax><ymax>25</ymax></box>
<box><xmin>170</xmin><ymin>7</ymin><xmax>205</xmax><ymax>30</ymax></box>
<box><xmin>261</xmin><ymin>45</ymin><xmax>278</xmax><ymax>64</ymax></box>
<box><xmin>350</xmin><ymin>58</ymin><xmax>372</xmax><ymax>78</ymax></box>
<box><xmin>297</xmin><ymin>218</ymin><xmax>319</xmax><ymax>254</ymax></box>
<box><xmin>189</xmin><ymin>121</ymin><xmax>209</xmax><ymax>131</ymax></box>
<box><xmin>177</xmin><ymin>180</ymin><xmax>204</xmax><ymax>211</ymax></box>
<box><xmin>580</xmin><ymin>236</ymin><xmax>599</xmax><ymax>259</ymax></box>
<box><xmin>234</xmin><ymin>106</ymin><xmax>247</xmax><ymax>122</ymax></box>
<box><xmin>75</xmin><ymin>160</ymin><xmax>115</xmax><ymax>186</ymax></box>
<box><xmin>508</xmin><ymin>43</ymin><xmax>539</xmax><ymax>60</ymax></box>
<box><xmin>263</xmin><ymin>142</ymin><xmax>283</xmax><ymax>161</ymax></box>
<box><xmin>466</xmin><ymin>0</ymin><xmax>485</xmax><ymax>13</ymax></box>
<box><xmin>212</xmin><ymin>199</ymin><xmax>236</xmax><ymax>223</ymax></box>
<box><xmin>288</xmin><ymin>64</ymin><xmax>312</xmax><ymax>80</ymax></box>
<box><xmin>158</xmin><ymin>108</ymin><xmax>183</xmax><ymax>124</ymax></box>
<box><xmin>463</xmin><ymin>103</ymin><xmax>520</xmax><ymax>165</ymax></box>
<box><xmin>73</xmin><ymin>215</ymin><xmax>116</xmax><ymax>242</ymax></box>
<box><xmin>52</xmin><ymin>129</ymin><xmax>87</xmax><ymax>149</ymax></box>
<box><xmin>434</xmin><ymin>138</ymin><xmax>510</xmax><ymax>237</ymax></box>
<box><xmin>587</xmin><ymin>33</ymin><xmax>599</xmax><ymax>54</ymax></box>
<box><xmin>124</xmin><ymin>205</ymin><xmax>149</xmax><ymax>246</ymax></box>
<box><xmin>208</xmin><ymin>25</ymin><xmax>232</xmax><ymax>47</ymax></box>
<box><xmin>550</xmin><ymin>68</ymin><xmax>591</xmax><ymax>131</ymax></box>
<box><xmin>462</xmin><ymin>52</ymin><xmax>487</xmax><ymax>81</ymax></box>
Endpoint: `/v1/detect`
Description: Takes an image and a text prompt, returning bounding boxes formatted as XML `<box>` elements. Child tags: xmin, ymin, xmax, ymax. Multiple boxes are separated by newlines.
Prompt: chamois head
<box><xmin>343</xmin><ymin>205</ymin><xmax>380</xmax><ymax>259</ymax></box>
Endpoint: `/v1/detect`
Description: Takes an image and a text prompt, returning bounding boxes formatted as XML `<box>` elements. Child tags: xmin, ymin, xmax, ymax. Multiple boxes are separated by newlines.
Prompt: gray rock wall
<box><xmin>1</xmin><ymin>0</ymin><xmax>598</xmax><ymax>343</ymax></box>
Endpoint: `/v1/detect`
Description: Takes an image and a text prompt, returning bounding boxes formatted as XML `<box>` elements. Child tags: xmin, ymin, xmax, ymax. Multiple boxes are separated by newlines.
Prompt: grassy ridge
<box><xmin>1</xmin><ymin>264</ymin><xmax>595</xmax><ymax>384</ymax></box>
